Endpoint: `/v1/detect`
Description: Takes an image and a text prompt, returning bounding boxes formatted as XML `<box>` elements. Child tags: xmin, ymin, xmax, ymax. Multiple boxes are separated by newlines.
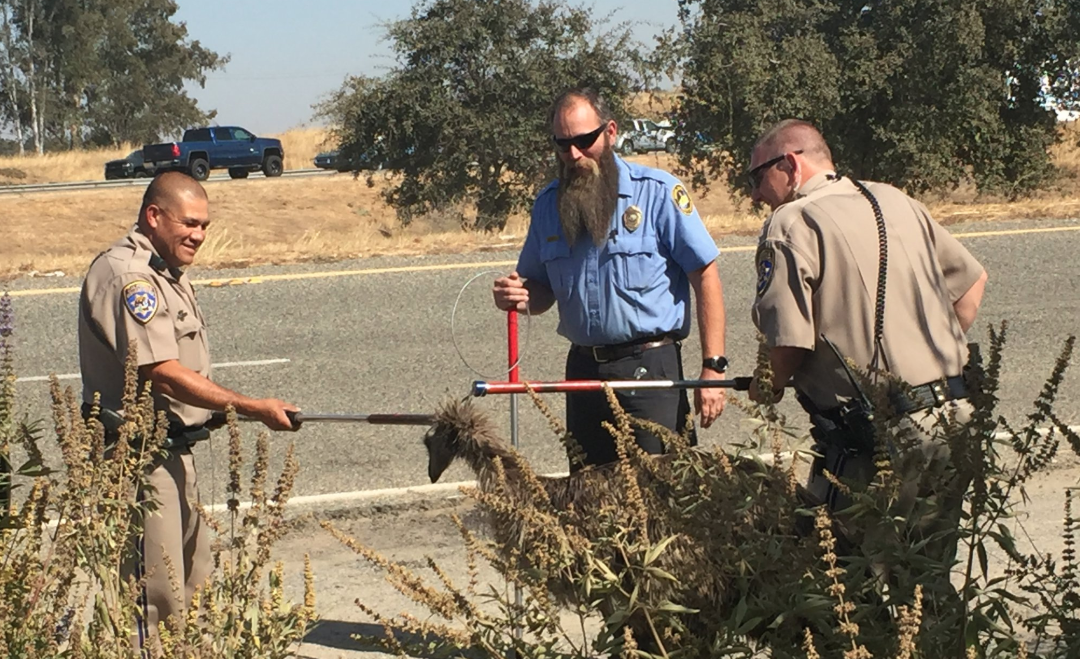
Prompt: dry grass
<box><xmin>277</xmin><ymin>126</ymin><xmax>336</xmax><ymax>171</ymax></box>
<box><xmin>0</xmin><ymin>142</ymin><xmax>140</xmax><ymax>185</ymax></box>
<box><xmin>1</xmin><ymin>142</ymin><xmax>1079</xmax><ymax>280</ymax></box>
<box><xmin>0</xmin><ymin>128</ymin><xmax>335</xmax><ymax>186</ymax></box>
<box><xmin>0</xmin><ymin>172</ymin><xmax>520</xmax><ymax>279</ymax></box>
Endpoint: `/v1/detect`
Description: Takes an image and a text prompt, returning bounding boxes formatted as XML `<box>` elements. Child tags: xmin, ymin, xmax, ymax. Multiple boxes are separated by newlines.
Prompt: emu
<box><xmin>423</xmin><ymin>397</ymin><xmax>818</xmax><ymax>647</ymax></box>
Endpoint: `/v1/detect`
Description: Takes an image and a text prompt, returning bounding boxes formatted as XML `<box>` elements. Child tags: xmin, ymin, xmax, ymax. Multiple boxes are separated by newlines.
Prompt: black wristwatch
<box><xmin>702</xmin><ymin>355</ymin><xmax>728</xmax><ymax>373</ymax></box>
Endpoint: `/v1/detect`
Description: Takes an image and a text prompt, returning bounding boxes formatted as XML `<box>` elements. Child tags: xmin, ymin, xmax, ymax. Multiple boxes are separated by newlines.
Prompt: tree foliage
<box><xmin>668</xmin><ymin>0</ymin><xmax>1080</xmax><ymax>198</ymax></box>
<box><xmin>0</xmin><ymin>0</ymin><xmax>227</xmax><ymax>153</ymax></box>
<box><xmin>315</xmin><ymin>0</ymin><xmax>657</xmax><ymax>231</ymax></box>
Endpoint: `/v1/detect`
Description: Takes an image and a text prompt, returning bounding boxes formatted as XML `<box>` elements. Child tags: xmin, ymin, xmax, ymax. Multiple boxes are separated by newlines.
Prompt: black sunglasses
<box><xmin>747</xmin><ymin>150</ymin><xmax>803</xmax><ymax>189</ymax></box>
<box><xmin>552</xmin><ymin>124</ymin><xmax>607</xmax><ymax>153</ymax></box>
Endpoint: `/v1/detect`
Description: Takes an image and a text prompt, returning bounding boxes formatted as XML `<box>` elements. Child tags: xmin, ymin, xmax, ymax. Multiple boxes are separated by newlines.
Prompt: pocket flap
<box><xmin>173</xmin><ymin>313</ymin><xmax>203</xmax><ymax>339</ymax></box>
<box><xmin>606</xmin><ymin>234</ymin><xmax>657</xmax><ymax>256</ymax></box>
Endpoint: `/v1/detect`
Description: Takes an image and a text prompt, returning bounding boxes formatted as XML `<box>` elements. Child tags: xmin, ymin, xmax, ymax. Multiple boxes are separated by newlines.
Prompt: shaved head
<box><xmin>138</xmin><ymin>171</ymin><xmax>211</xmax><ymax>267</ymax></box>
<box><xmin>139</xmin><ymin>171</ymin><xmax>208</xmax><ymax>222</ymax></box>
<box><xmin>753</xmin><ymin>119</ymin><xmax>834</xmax><ymax>168</ymax></box>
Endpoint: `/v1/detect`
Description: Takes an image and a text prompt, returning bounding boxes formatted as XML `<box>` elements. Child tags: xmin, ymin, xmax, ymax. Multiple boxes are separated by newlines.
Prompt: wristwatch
<box><xmin>702</xmin><ymin>355</ymin><xmax>729</xmax><ymax>373</ymax></box>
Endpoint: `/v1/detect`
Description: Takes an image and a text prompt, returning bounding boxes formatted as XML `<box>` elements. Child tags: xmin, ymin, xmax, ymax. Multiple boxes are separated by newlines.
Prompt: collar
<box><xmin>130</xmin><ymin>226</ymin><xmax>184</xmax><ymax>280</ymax></box>
<box><xmin>795</xmin><ymin>170</ymin><xmax>840</xmax><ymax>199</ymax></box>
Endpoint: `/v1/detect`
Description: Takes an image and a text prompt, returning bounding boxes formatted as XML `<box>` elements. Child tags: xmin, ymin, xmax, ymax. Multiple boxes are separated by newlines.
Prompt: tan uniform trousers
<box><xmin>808</xmin><ymin>399</ymin><xmax>974</xmax><ymax>591</ymax></box>
<box><xmin>123</xmin><ymin>448</ymin><xmax>212</xmax><ymax>653</ymax></box>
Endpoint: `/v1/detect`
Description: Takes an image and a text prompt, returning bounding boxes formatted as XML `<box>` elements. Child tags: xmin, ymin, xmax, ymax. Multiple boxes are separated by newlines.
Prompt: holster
<box><xmin>797</xmin><ymin>393</ymin><xmax>877</xmax><ymax>458</ymax></box>
<box><xmin>81</xmin><ymin>403</ymin><xmax>210</xmax><ymax>451</ymax></box>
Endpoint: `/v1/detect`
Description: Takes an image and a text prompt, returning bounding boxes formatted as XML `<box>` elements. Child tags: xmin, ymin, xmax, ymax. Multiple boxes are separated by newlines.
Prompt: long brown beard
<box><xmin>556</xmin><ymin>144</ymin><xmax>619</xmax><ymax>247</ymax></box>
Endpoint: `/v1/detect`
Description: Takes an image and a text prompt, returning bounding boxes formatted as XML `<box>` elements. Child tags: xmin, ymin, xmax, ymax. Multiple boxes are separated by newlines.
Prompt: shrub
<box><xmin>0</xmin><ymin>292</ymin><xmax>317</xmax><ymax>658</ymax></box>
<box><xmin>329</xmin><ymin>322</ymin><xmax>1079</xmax><ymax>658</ymax></box>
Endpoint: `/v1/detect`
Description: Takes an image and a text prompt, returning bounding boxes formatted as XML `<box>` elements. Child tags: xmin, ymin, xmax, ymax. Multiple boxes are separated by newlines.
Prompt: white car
<box><xmin>616</xmin><ymin>119</ymin><xmax>676</xmax><ymax>155</ymax></box>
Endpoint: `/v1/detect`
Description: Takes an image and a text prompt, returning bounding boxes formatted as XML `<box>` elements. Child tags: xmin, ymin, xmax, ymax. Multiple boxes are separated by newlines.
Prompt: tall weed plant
<box><xmin>0</xmin><ymin>293</ymin><xmax>317</xmax><ymax>658</ymax></box>
<box><xmin>329</xmin><ymin>322</ymin><xmax>1079</xmax><ymax>658</ymax></box>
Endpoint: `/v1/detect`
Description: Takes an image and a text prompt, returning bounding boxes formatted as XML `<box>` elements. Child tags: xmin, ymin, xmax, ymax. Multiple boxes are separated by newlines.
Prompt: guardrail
<box><xmin>0</xmin><ymin>168</ymin><xmax>336</xmax><ymax>196</ymax></box>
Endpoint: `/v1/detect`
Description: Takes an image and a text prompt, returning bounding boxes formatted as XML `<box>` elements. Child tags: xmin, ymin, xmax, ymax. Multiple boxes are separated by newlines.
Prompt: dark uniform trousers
<box><xmin>564</xmin><ymin>339</ymin><xmax>696</xmax><ymax>471</ymax></box>
<box><xmin>807</xmin><ymin>397</ymin><xmax>974</xmax><ymax>625</ymax></box>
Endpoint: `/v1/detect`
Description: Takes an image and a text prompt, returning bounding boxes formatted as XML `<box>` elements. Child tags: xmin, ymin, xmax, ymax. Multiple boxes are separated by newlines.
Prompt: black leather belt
<box><xmin>572</xmin><ymin>334</ymin><xmax>676</xmax><ymax>363</ymax></box>
<box><xmin>889</xmin><ymin>375</ymin><xmax>968</xmax><ymax>416</ymax></box>
<box><xmin>81</xmin><ymin>403</ymin><xmax>211</xmax><ymax>450</ymax></box>
<box><xmin>803</xmin><ymin>374</ymin><xmax>969</xmax><ymax>426</ymax></box>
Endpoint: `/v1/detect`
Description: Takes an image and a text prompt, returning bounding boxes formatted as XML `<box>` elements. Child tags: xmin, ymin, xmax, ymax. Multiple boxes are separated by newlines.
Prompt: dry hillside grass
<box><xmin>2</xmin><ymin>126</ymin><xmax>1079</xmax><ymax>280</ymax></box>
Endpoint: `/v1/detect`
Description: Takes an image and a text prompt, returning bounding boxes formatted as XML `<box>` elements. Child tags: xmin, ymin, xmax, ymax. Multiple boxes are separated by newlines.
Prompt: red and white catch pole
<box><xmin>472</xmin><ymin>376</ymin><xmax>754</xmax><ymax>397</ymax></box>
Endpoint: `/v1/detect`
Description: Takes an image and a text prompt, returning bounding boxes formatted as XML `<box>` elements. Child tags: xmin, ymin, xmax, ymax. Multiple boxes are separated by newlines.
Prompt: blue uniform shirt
<box><xmin>516</xmin><ymin>156</ymin><xmax>720</xmax><ymax>347</ymax></box>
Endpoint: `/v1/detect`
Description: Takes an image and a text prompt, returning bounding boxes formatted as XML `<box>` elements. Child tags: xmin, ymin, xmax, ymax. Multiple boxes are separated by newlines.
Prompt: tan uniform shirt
<box><xmin>79</xmin><ymin>226</ymin><xmax>212</xmax><ymax>428</ymax></box>
<box><xmin>751</xmin><ymin>172</ymin><xmax>985</xmax><ymax>410</ymax></box>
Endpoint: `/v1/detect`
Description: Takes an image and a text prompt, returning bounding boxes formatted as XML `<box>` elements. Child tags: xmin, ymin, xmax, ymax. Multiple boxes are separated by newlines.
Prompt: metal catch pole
<box><xmin>507</xmin><ymin>309</ymin><xmax>524</xmax><ymax>649</ymax></box>
<box><xmin>472</xmin><ymin>377</ymin><xmax>755</xmax><ymax>397</ymax></box>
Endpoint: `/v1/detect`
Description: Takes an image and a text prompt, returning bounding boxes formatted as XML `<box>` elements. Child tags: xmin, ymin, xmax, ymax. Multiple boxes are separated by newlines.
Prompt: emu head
<box><xmin>423</xmin><ymin>398</ymin><xmax>490</xmax><ymax>483</ymax></box>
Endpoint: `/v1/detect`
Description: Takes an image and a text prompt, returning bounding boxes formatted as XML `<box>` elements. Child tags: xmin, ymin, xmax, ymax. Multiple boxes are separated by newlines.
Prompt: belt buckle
<box><xmin>591</xmin><ymin>346</ymin><xmax>609</xmax><ymax>363</ymax></box>
<box><xmin>930</xmin><ymin>381</ymin><xmax>947</xmax><ymax>406</ymax></box>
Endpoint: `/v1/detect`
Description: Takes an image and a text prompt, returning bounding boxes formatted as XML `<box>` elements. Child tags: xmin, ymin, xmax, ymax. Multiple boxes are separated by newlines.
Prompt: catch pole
<box><xmin>472</xmin><ymin>377</ymin><xmax>755</xmax><ymax>397</ymax></box>
<box><xmin>507</xmin><ymin>309</ymin><xmax>524</xmax><ymax>647</ymax></box>
<box><xmin>215</xmin><ymin>411</ymin><xmax>437</xmax><ymax>428</ymax></box>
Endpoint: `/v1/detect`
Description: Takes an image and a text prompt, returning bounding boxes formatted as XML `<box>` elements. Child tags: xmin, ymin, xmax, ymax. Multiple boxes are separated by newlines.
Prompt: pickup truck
<box><xmin>142</xmin><ymin>126</ymin><xmax>284</xmax><ymax>181</ymax></box>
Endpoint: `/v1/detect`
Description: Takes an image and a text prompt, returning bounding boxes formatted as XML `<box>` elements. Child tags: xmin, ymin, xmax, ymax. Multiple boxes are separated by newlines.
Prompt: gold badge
<box><xmin>672</xmin><ymin>184</ymin><xmax>694</xmax><ymax>215</ymax></box>
<box><xmin>622</xmin><ymin>205</ymin><xmax>642</xmax><ymax>232</ymax></box>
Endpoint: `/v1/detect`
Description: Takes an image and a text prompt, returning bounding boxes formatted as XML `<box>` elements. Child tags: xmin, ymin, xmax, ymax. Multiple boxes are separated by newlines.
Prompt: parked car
<box><xmin>103</xmin><ymin>150</ymin><xmax>156</xmax><ymax>180</ymax></box>
<box><xmin>313</xmin><ymin>150</ymin><xmax>343</xmax><ymax>171</ymax></box>
<box><xmin>616</xmin><ymin>119</ymin><xmax>676</xmax><ymax>155</ymax></box>
<box><xmin>142</xmin><ymin>126</ymin><xmax>284</xmax><ymax>181</ymax></box>
<box><xmin>313</xmin><ymin>148</ymin><xmax>386</xmax><ymax>172</ymax></box>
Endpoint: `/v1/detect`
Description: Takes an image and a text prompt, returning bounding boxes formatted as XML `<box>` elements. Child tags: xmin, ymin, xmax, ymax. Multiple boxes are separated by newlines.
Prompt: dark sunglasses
<box><xmin>747</xmin><ymin>149</ymin><xmax>803</xmax><ymax>189</ymax></box>
<box><xmin>552</xmin><ymin>124</ymin><xmax>607</xmax><ymax>153</ymax></box>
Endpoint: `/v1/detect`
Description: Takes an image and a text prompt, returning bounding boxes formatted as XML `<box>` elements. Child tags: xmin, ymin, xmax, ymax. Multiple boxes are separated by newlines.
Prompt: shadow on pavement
<box><xmin>302</xmin><ymin>619</ymin><xmax>485</xmax><ymax>658</ymax></box>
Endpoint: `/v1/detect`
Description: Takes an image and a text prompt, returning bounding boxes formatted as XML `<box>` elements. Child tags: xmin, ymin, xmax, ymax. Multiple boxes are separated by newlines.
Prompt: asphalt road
<box><xmin>6</xmin><ymin>219</ymin><xmax>1080</xmax><ymax>505</ymax></box>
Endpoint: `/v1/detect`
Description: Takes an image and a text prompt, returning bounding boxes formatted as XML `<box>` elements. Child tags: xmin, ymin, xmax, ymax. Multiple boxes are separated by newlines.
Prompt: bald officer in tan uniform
<box><xmin>745</xmin><ymin>119</ymin><xmax>987</xmax><ymax>581</ymax></box>
<box><xmin>79</xmin><ymin>171</ymin><xmax>299</xmax><ymax>650</ymax></box>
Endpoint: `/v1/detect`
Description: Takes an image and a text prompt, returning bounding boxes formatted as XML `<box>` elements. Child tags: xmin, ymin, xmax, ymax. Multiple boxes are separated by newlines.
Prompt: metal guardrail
<box><xmin>0</xmin><ymin>168</ymin><xmax>336</xmax><ymax>195</ymax></box>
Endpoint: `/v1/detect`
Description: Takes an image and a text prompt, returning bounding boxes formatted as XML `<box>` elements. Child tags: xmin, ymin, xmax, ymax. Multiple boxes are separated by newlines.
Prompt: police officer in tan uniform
<box><xmin>745</xmin><ymin>119</ymin><xmax>987</xmax><ymax>599</ymax></box>
<box><xmin>78</xmin><ymin>171</ymin><xmax>299</xmax><ymax>650</ymax></box>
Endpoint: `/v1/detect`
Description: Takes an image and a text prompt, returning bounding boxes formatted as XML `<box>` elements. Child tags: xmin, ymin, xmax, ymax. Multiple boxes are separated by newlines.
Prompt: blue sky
<box><xmin>173</xmin><ymin>0</ymin><xmax>683</xmax><ymax>135</ymax></box>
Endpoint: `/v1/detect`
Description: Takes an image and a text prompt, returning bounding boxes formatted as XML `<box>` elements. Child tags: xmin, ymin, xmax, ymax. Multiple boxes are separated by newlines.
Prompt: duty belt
<box><xmin>804</xmin><ymin>374</ymin><xmax>969</xmax><ymax>427</ymax></box>
<box><xmin>889</xmin><ymin>375</ymin><xmax>968</xmax><ymax>416</ymax></box>
<box><xmin>572</xmin><ymin>334</ymin><xmax>677</xmax><ymax>363</ymax></box>
<box><xmin>81</xmin><ymin>403</ymin><xmax>212</xmax><ymax>451</ymax></box>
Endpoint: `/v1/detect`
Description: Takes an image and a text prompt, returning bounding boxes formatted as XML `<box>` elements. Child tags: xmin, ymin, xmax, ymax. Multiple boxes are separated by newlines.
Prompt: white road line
<box><xmin>35</xmin><ymin>425</ymin><xmax>1080</xmax><ymax>530</ymax></box>
<box><xmin>206</xmin><ymin>425</ymin><xmax>1080</xmax><ymax>513</ymax></box>
<box><xmin>15</xmin><ymin>357</ymin><xmax>290</xmax><ymax>383</ymax></box>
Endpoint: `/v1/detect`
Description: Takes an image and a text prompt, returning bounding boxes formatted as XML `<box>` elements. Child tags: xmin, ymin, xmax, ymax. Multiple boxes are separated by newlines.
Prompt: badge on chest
<box><xmin>622</xmin><ymin>205</ymin><xmax>642</xmax><ymax>232</ymax></box>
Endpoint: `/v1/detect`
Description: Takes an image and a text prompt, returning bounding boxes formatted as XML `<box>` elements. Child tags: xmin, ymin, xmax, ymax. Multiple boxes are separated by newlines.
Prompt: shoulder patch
<box><xmin>671</xmin><ymin>184</ymin><xmax>694</xmax><ymax>215</ymax></box>
<box><xmin>755</xmin><ymin>245</ymin><xmax>775</xmax><ymax>298</ymax></box>
<box><xmin>122</xmin><ymin>280</ymin><xmax>159</xmax><ymax>324</ymax></box>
